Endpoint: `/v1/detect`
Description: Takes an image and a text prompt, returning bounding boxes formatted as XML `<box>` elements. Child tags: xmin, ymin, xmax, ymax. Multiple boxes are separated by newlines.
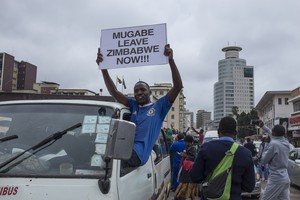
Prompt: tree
<box><xmin>232</xmin><ymin>106</ymin><xmax>239</xmax><ymax>118</ymax></box>
<box><xmin>231</xmin><ymin>107</ymin><xmax>258</xmax><ymax>139</ymax></box>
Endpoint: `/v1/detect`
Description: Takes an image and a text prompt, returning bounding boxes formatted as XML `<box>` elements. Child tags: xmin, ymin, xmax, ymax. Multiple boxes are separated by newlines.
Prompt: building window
<box><xmin>294</xmin><ymin>101</ymin><xmax>300</xmax><ymax>112</ymax></box>
<box><xmin>159</xmin><ymin>91</ymin><xmax>164</xmax><ymax>95</ymax></box>
<box><xmin>171</xmin><ymin>107</ymin><xmax>175</xmax><ymax>111</ymax></box>
<box><xmin>285</xmin><ymin>98</ymin><xmax>289</xmax><ymax>105</ymax></box>
<box><xmin>171</xmin><ymin>115</ymin><xmax>174</xmax><ymax>119</ymax></box>
<box><xmin>278</xmin><ymin>98</ymin><xmax>282</xmax><ymax>105</ymax></box>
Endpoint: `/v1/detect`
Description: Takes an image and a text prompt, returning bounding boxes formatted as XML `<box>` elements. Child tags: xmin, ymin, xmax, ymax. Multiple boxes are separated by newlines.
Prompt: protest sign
<box><xmin>99</xmin><ymin>23</ymin><xmax>167</xmax><ymax>69</ymax></box>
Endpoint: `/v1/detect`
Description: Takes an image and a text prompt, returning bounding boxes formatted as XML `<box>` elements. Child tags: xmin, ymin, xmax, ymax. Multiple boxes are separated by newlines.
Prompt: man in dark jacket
<box><xmin>190</xmin><ymin>116</ymin><xmax>255</xmax><ymax>200</ymax></box>
<box><xmin>244</xmin><ymin>138</ymin><xmax>257</xmax><ymax>157</ymax></box>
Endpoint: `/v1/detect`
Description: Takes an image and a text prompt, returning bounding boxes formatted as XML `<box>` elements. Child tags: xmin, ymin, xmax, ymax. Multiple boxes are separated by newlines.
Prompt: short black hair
<box><xmin>184</xmin><ymin>135</ymin><xmax>194</xmax><ymax>143</ymax></box>
<box><xmin>272</xmin><ymin>125</ymin><xmax>285</xmax><ymax>136</ymax></box>
<box><xmin>177</xmin><ymin>133</ymin><xmax>185</xmax><ymax>140</ymax></box>
<box><xmin>218</xmin><ymin>116</ymin><xmax>237</xmax><ymax>134</ymax></box>
<box><xmin>134</xmin><ymin>81</ymin><xmax>150</xmax><ymax>90</ymax></box>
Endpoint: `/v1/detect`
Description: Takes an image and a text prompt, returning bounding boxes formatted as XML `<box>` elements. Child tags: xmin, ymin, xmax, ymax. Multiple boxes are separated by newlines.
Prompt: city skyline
<box><xmin>1</xmin><ymin>0</ymin><xmax>300</xmax><ymax>116</ymax></box>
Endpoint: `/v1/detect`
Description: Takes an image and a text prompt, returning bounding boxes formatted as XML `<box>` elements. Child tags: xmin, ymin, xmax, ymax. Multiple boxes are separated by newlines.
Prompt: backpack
<box><xmin>201</xmin><ymin>142</ymin><xmax>239</xmax><ymax>200</ymax></box>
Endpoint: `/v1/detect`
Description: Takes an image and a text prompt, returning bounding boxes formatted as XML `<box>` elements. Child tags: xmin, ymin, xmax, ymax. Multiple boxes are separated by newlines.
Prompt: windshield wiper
<box><xmin>0</xmin><ymin>135</ymin><xmax>18</xmax><ymax>143</ymax></box>
<box><xmin>0</xmin><ymin>123</ymin><xmax>82</xmax><ymax>172</ymax></box>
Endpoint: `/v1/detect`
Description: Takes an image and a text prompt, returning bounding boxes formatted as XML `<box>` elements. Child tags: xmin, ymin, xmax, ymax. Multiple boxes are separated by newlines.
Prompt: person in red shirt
<box><xmin>191</xmin><ymin>127</ymin><xmax>204</xmax><ymax>145</ymax></box>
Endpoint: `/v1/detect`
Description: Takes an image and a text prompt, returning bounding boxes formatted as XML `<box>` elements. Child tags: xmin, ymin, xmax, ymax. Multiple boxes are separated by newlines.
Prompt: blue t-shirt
<box><xmin>128</xmin><ymin>95</ymin><xmax>172</xmax><ymax>165</ymax></box>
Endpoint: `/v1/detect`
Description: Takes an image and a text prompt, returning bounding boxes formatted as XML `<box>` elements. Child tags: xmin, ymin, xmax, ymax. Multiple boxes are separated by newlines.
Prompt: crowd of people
<box><xmin>97</xmin><ymin>44</ymin><xmax>292</xmax><ymax>200</ymax></box>
<box><xmin>166</xmin><ymin>118</ymin><xmax>292</xmax><ymax>200</ymax></box>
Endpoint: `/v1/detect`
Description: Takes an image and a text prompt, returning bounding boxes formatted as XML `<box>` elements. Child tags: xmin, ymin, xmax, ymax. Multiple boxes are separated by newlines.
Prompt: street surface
<box><xmin>168</xmin><ymin>181</ymin><xmax>300</xmax><ymax>199</ymax></box>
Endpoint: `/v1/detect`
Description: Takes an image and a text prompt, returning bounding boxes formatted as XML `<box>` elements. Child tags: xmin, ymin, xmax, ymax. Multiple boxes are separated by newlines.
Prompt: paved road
<box><xmin>168</xmin><ymin>182</ymin><xmax>300</xmax><ymax>200</ymax></box>
<box><xmin>290</xmin><ymin>184</ymin><xmax>300</xmax><ymax>200</ymax></box>
<box><xmin>260</xmin><ymin>181</ymin><xmax>300</xmax><ymax>200</ymax></box>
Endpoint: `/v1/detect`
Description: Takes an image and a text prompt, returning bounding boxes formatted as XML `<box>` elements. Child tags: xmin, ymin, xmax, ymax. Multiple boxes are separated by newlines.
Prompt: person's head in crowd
<box><xmin>218</xmin><ymin>116</ymin><xmax>237</xmax><ymax>138</ymax></box>
<box><xmin>184</xmin><ymin>135</ymin><xmax>194</xmax><ymax>147</ymax></box>
<box><xmin>272</xmin><ymin>125</ymin><xmax>286</xmax><ymax>137</ymax></box>
<box><xmin>177</xmin><ymin>133</ymin><xmax>185</xmax><ymax>141</ymax></box>
<box><xmin>199</xmin><ymin>129</ymin><xmax>204</xmax><ymax>134</ymax></box>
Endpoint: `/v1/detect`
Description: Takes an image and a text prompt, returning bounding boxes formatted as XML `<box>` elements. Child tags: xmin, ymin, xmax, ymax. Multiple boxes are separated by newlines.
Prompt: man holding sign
<box><xmin>96</xmin><ymin>44</ymin><xmax>183</xmax><ymax>167</ymax></box>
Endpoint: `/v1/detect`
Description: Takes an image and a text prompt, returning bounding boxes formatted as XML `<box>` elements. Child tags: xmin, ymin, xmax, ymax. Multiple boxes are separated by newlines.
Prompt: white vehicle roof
<box><xmin>204</xmin><ymin>130</ymin><xmax>218</xmax><ymax>138</ymax></box>
<box><xmin>0</xmin><ymin>99</ymin><xmax>127</xmax><ymax>110</ymax></box>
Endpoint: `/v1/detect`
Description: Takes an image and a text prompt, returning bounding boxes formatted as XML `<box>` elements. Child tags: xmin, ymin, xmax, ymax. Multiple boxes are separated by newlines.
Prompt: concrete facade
<box><xmin>0</xmin><ymin>52</ymin><xmax>37</xmax><ymax>92</ymax></box>
<box><xmin>255</xmin><ymin>91</ymin><xmax>293</xmax><ymax>129</ymax></box>
<box><xmin>150</xmin><ymin>83</ymin><xmax>185</xmax><ymax>132</ymax></box>
<box><xmin>196</xmin><ymin>110</ymin><xmax>211</xmax><ymax>129</ymax></box>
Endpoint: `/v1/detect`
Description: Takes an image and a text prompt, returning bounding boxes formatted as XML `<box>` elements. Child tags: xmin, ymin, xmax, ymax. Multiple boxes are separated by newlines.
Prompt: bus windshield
<box><xmin>0</xmin><ymin>103</ymin><xmax>114</xmax><ymax>178</ymax></box>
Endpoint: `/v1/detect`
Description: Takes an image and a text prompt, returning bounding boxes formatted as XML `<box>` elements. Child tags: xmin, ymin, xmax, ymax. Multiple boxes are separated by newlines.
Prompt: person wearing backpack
<box><xmin>189</xmin><ymin>116</ymin><xmax>255</xmax><ymax>200</ymax></box>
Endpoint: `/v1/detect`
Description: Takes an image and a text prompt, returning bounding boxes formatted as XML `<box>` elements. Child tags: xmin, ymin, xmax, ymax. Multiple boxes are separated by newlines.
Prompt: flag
<box><xmin>122</xmin><ymin>78</ymin><xmax>126</xmax><ymax>89</ymax></box>
<box><xmin>117</xmin><ymin>76</ymin><xmax>122</xmax><ymax>84</ymax></box>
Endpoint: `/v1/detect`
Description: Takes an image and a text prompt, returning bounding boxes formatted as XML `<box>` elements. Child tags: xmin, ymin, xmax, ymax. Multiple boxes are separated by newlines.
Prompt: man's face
<box><xmin>134</xmin><ymin>82</ymin><xmax>151</xmax><ymax>106</ymax></box>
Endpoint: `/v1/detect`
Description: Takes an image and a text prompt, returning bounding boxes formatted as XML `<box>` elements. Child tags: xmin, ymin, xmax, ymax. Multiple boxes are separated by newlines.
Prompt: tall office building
<box><xmin>183</xmin><ymin>110</ymin><xmax>194</xmax><ymax>131</ymax></box>
<box><xmin>213</xmin><ymin>46</ymin><xmax>254</xmax><ymax>126</ymax></box>
<box><xmin>196</xmin><ymin>110</ymin><xmax>211</xmax><ymax>129</ymax></box>
<box><xmin>0</xmin><ymin>52</ymin><xmax>37</xmax><ymax>92</ymax></box>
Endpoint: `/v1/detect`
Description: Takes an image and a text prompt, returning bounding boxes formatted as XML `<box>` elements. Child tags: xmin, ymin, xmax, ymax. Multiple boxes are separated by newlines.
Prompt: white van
<box><xmin>0</xmin><ymin>98</ymin><xmax>171</xmax><ymax>200</ymax></box>
<box><xmin>203</xmin><ymin>130</ymin><xmax>219</xmax><ymax>143</ymax></box>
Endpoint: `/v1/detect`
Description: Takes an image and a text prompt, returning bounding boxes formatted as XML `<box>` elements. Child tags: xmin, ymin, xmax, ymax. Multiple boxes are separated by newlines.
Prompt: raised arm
<box><xmin>258</xmin><ymin>120</ymin><xmax>272</xmax><ymax>135</ymax></box>
<box><xmin>164</xmin><ymin>44</ymin><xmax>183</xmax><ymax>103</ymax></box>
<box><xmin>191</xmin><ymin>127</ymin><xmax>199</xmax><ymax>134</ymax></box>
<box><xmin>96</xmin><ymin>48</ymin><xmax>128</xmax><ymax>106</ymax></box>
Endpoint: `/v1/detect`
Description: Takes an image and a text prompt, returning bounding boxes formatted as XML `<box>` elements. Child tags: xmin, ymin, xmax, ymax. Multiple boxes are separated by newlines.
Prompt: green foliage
<box><xmin>231</xmin><ymin>107</ymin><xmax>258</xmax><ymax>139</ymax></box>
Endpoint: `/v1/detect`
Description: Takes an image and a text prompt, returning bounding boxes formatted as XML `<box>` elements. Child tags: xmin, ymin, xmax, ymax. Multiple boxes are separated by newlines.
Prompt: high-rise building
<box><xmin>196</xmin><ymin>110</ymin><xmax>211</xmax><ymax>129</ymax></box>
<box><xmin>183</xmin><ymin>110</ymin><xmax>194</xmax><ymax>131</ymax></box>
<box><xmin>214</xmin><ymin>46</ymin><xmax>254</xmax><ymax>126</ymax></box>
<box><xmin>0</xmin><ymin>52</ymin><xmax>37</xmax><ymax>92</ymax></box>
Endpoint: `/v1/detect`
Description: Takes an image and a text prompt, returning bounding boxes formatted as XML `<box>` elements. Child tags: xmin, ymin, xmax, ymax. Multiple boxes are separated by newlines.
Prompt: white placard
<box><xmin>91</xmin><ymin>154</ymin><xmax>104</xmax><ymax>166</ymax></box>
<box><xmin>83</xmin><ymin>116</ymin><xmax>97</xmax><ymax>124</ymax></box>
<box><xmin>81</xmin><ymin>124</ymin><xmax>96</xmax><ymax>133</ymax></box>
<box><xmin>95</xmin><ymin>144</ymin><xmax>106</xmax><ymax>154</ymax></box>
<box><xmin>100</xmin><ymin>23</ymin><xmax>168</xmax><ymax>69</ymax></box>
<box><xmin>96</xmin><ymin>124</ymin><xmax>110</xmax><ymax>134</ymax></box>
<box><xmin>98</xmin><ymin>116</ymin><xmax>111</xmax><ymax>124</ymax></box>
<box><xmin>95</xmin><ymin>133</ymin><xmax>108</xmax><ymax>143</ymax></box>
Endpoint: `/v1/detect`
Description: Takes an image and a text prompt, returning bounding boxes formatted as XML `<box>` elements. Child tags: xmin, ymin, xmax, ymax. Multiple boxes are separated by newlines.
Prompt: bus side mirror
<box><xmin>105</xmin><ymin>119</ymin><xmax>136</xmax><ymax>160</ymax></box>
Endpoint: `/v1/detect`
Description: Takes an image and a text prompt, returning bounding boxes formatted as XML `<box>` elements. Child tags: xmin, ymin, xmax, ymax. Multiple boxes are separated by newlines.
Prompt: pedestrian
<box><xmin>165</xmin><ymin>128</ymin><xmax>175</xmax><ymax>150</ymax></box>
<box><xmin>190</xmin><ymin>116</ymin><xmax>255</xmax><ymax>200</ymax></box>
<box><xmin>259</xmin><ymin>121</ymin><xmax>290</xmax><ymax>200</ymax></box>
<box><xmin>191</xmin><ymin>127</ymin><xmax>204</xmax><ymax>145</ymax></box>
<box><xmin>96</xmin><ymin>44</ymin><xmax>183</xmax><ymax>167</ymax></box>
<box><xmin>244</xmin><ymin>137</ymin><xmax>257</xmax><ymax>157</ymax></box>
<box><xmin>169</xmin><ymin>133</ymin><xmax>186</xmax><ymax>192</ymax></box>
<box><xmin>174</xmin><ymin>135</ymin><xmax>198</xmax><ymax>200</ymax></box>
<box><xmin>257</xmin><ymin>136</ymin><xmax>270</xmax><ymax>181</ymax></box>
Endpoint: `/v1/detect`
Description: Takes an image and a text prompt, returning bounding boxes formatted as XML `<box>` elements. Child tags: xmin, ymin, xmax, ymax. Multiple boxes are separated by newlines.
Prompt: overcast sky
<box><xmin>1</xmin><ymin>0</ymin><xmax>300</xmax><ymax>116</ymax></box>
